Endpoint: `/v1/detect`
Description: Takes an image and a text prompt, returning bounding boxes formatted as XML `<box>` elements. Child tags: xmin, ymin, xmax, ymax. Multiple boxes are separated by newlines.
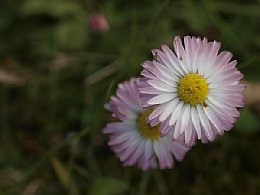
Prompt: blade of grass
<box><xmin>214</xmin><ymin>2</ymin><xmax>260</xmax><ymax>16</ymax></box>
<box><xmin>23</xmin><ymin>128</ymin><xmax>91</xmax><ymax>182</ymax></box>
<box><xmin>201</xmin><ymin>0</ymin><xmax>245</xmax><ymax>52</ymax></box>
<box><xmin>137</xmin><ymin>171</ymin><xmax>151</xmax><ymax>195</ymax></box>
<box><xmin>51</xmin><ymin>156</ymin><xmax>80</xmax><ymax>195</ymax></box>
<box><xmin>152</xmin><ymin>170</ymin><xmax>169</xmax><ymax>195</ymax></box>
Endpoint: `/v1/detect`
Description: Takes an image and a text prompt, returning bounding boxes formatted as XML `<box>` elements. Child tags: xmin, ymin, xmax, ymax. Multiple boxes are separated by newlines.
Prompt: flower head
<box><xmin>139</xmin><ymin>36</ymin><xmax>245</xmax><ymax>145</ymax></box>
<box><xmin>103</xmin><ymin>78</ymin><xmax>190</xmax><ymax>170</ymax></box>
<box><xmin>88</xmin><ymin>12</ymin><xmax>109</xmax><ymax>33</ymax></box>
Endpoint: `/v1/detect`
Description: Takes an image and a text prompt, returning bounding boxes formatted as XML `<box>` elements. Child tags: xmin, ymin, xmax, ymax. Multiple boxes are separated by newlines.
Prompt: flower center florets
<box><xmin>178</xmin><ymin>73</ymin><xmax>208</xmax><ymax>105</ymax></box>
<box><xmin>137</xmin><ymin>109</ymin><xmax>160</xmax><ymax>140</ymax></box>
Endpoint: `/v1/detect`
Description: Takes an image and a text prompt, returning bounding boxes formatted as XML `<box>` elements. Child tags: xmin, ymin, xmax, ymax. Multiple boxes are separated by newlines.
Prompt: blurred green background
<box><xmin>0</xmin><ymin>0</ymin><xmax>260</xmax><ymax>194</ymax></box>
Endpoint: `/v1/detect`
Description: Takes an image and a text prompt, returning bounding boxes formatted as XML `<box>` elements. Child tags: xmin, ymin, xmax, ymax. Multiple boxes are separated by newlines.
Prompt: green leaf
<box><xmin>235</xmin><ymin>108</ymin><xmax>260</xmax><ymax>133</ymax></box>
<box><xmin>88</xmin><ymin>177</ymin><xmax>128</xmax><ymax>195</ymax></box>
<box><xmin>51</xmin><ymin>157</ymin><xmax>80</xmax><ymax>195</ymax></box>
<box><xmin>55</xmin><ymin>20</ymin><xmax>87</xmax><ymax>49</ymax></box>
<box><xmin>21</xmin><ymin>0</ymin><xmax>85</xmax><ymax>18</ymax></box>
<box><xmin>241</xmin><ymin>57</ymin><xmax>260</xmax><ymax>82</ymax></box>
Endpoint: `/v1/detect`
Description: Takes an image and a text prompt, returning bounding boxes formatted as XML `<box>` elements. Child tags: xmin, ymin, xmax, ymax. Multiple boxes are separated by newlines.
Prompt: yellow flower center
<box><xmin>137</xmin><ymin>109</ymin><xmax>160</xmax><ymax>140</ymax></box>
<box><xmin>178</xmin><ymin>73</ymin><xmax>208</xmax><ymax>105</ymax></box>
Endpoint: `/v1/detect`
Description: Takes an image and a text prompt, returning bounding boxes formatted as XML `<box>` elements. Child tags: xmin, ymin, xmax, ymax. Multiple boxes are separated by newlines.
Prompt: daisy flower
<box><xmin>103</xmin><ymin>78</ymin><xmax>190</xmax><ymax>171</ymax></box>
<box><xmin>139</xmin><ymin>36</ymin><xmax>245</xmax><ymax>145</ymax></box>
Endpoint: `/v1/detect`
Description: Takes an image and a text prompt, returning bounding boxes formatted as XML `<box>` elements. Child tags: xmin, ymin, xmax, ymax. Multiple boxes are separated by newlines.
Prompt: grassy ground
<box><xmin>0</xmin><ymin>0</ymin><xmax>260</xmax><ymax>194</ymax></box>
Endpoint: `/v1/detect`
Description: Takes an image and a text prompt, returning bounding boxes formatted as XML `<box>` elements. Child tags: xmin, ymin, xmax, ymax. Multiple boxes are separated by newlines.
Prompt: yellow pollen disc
<box><xmin>178</xmin><ymin>73</ymin><xmax>208</xmax><ymax>105</ymax></box>
<box><xmin>137</xmin><ymin>109</ymin><xmax>160</xmax><ymax>140</ymax></box>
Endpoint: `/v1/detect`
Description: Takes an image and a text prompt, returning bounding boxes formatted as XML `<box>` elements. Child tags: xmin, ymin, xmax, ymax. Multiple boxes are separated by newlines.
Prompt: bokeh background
<box><xmin>0</xmin><ymin>0</ymin><xmax>260</xmax><ymax>194</ymax></box>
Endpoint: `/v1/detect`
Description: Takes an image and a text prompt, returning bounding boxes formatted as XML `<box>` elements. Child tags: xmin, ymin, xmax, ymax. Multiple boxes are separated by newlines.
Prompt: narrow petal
<box><xmin>147</xmin><ymin>93</ymin><xmax>174</xmax><ymax>105</ymax></box>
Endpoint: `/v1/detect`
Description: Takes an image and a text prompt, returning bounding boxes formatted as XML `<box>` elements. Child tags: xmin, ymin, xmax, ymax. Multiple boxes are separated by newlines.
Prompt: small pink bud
<box><xmin>88</xmin><ymin>13</ymin><xmax>109</xmax><ymax>33</ymax></box>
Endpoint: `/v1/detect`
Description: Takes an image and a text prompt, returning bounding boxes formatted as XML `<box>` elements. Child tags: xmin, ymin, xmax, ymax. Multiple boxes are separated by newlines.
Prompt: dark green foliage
<box><xmin>0</xmin><ymin>0</ymin><xmax>259</xmax><ymax>194</ymax></box>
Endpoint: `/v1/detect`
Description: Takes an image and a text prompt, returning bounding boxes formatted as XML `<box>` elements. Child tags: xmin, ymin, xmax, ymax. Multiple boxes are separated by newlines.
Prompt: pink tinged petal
<box><xmin>111</xmin><ymin>141</ymin><xmax>129</xmax><ymax>154</ymax></box>
<box><xmin>159</xmin><ymin>98</ymin><xmax>179</xmax><ymax>121</ymax></box>
<box><xmin>208</xmin><ymin>76</ymin><xmax>243</xmax><ymax>89</ymax></box>
<box><xmin>211</xmin><ymin>122</ymin><xmax>224</xmax><ymax>135</ymax></box>
<box><xmin>147</xmin><ymin>80</ymin><xmax>175</xmax><ymax>92</ymax></box>
<box><xmin>148</xmin><ymin>72</ymin><xmax>175</xmax><ymax>87</ymax></box>
<box><xmin>122</xmin><ymin>88</ymin><xmax>142</xmax><ymax>110</ymax></box>
<box><xmin>200</xmin><ymin>130</ymin><xmax>209</xmax><ymax>143</ymax></box>
<box><xmin>153</xmin><ymin>141</ymin><xmax>162</xmax><ymax>166</ymax></box>
<box><xmin>151</xmin><ymin>48</ymin><xmax>160</xmax><ymax>57</ymax></box>
<box><xmin>203</xmin><ymin>107</ymin><xmax>223</xmax><ymax>134</ymax></box>
<box><xmin>104</xmin><ymin>102</ymin><xmax>116</xmax><ymax>112</ymax></box>
<box><xmin>138</xmin><ymin>155</ymin><xmax>149</xmax><ymax>171</ymax></box>
<box><xmin>153</xmin><ymin>141</ymin><xmax>167</xmax><ymax>169</ymax></box>
<box><xmin>103</xmin><ymin>124</ymin><xmax>124</xmax><ymax>134</ymax></box>
<box><xmin>197</xmin><ymin>105</ymin><xmax>214</xmax><ymax>141</ymax></box>
<box><xmin>109</xmin><ymin>96</ymin><xmax>137</xmax><ymax>118</ymax></box>
<box><xmin>169</xmin><ymin>101</ymin><xmax>184</xmax><ymax>126</ymax></box>
<box><xmin>103</xmin><ymin>123</ymin><xmax>121</xmax><ymax>134</ymax></box>
<box><xmin>147</xmin><ymin>93</ymin><xmax>175</xmax><ymax>105</ymax></box>
<box><xmin>206</xmin><ymin>99</ymin><xmax>236</xmax><ymax>123</ymax></box>
<box><xmin>207</xmin><ymin>71</ymin><xmax>243</xmax><ymax>85</ymax></box>
<box><xmin>210</xmin><ymin>61</ymin><xmax>238</xmax><ymax>77</ymax></box>
<box><xmin>108</xmin><ymin>131</ymin><xmax>134</xmax><ymax>146</ymax></box>
<box><xmin>149</xmin><ymin>117</ymin><xmax>160</xmax><ymax>127</ymax></box>
<box><xmin>124</xmin><ymin>140</ymin><xmax>145</xmax><ymax>165</ymax></box>
<box><xmin>183</xmin><ymin>36</ymin><xmax>193</xmax><ymax>71</ymax></box>
<box><xmin>207</xmin><ymin>51</ymin><xmax>233</xmax><ymax>77</ymax></box>
<box><xmin>141</xmin><ymin>69</ymin><xmax>156</xmax><ymax>80</ymax></box>
<box><xmin>149</xmin><ymin>156</ymin><xmax>158</xmax><ymax>168</ymax></box>
<box><xmin>144</xmin><ymin>140</ymin><xmax>153</xmax><ymax>160</ymax></box>
<box><xmin>190</xmin><ymin>37</ymin><xmax>200</xmax><ymax>73</ymax></box>
<box><xmin>159</xmin><ymin>139</ymin><xmax>173</xmax><ymax>168</ymax></box>
<box><xmin>220</xmin><ymin>117</ymin><xmax>234</xmax><ymax>131</ymax></box>
<box><xmin>148</xmin><ymin>103</ymin><xmax>169</xmax><ymax>121</ymax></box>
<box><xmin>127</xmin><ymin>80</ymin><xmax>143</xmax><ymax>109</ymax></box>
<box><xmin>170</xmin><ymin>139</ymin><xmax>190</xmax><ymax>161</ymax></box>
<box><xmin>160</xmin><ymin>120</ymin><xmax>173</xmax><ymax>136</ymax></box>
<box><xmin>230</xmin><ymin>109</ymin><xmax>240</xmax><ymax>118</ymax></box>
<box><xmin>184</xmin><ymin>118</ymin><xmax>193</xmax><ymax>145</ymax></box>
<box><xmin>208</xmin><ymin>85</ymin><xmax>245</xmax><ymax>96</ymax></box>
<box><xmin>151</xmin><ymin>60</ymin><xmax>179</xmax><ymax>83</ymax></box>
<box><xmin>172</xmin><ymin>38</ymin><xmax>189</xmax><ymax>74</ymax></box>
<box><xmin>173</xmin><ymin>104</ymin><xmax>186</xmax><ymax>139</ymax></box>
<box><xmin>112</xmin><ymin>113</ymin><xmax>126</xmax><ymax>120</ymax></box>
<box><xmin>161</xmin><ymin>44</ymin><xmax>186</xmax><ymax>76</ymax></box>
<box><xmin>203</xmin><ymin>41</ymin><xmax>221</xmax><ymax>74</ymax></box>
<box><xmin>111</xmin><ymin>131</ymin><xmax>139</xmax><ymax>153</ymax></box>
<box><xmin>210</xmin><ymin>94</ymin><xmax>243</xmax><ymax>108</ymax></box>
<box><xmin>173</xmin><ymin>36</ymin><xmax>185</xmax><ymax>61</ymax></box>
<box><xmin>139</xmin><ymin>156</ymin><xmax>150</xmax><ymax>171</ymax></box>
<box><xmin>116</xmin><ymin>91</ymin><xmax>140</xmax><ymax>112</ymax></box>
<box><xmin>173</xmin><ymin>116</ymin><xmax>182</xmax><ymax>140</ymax></box>
<box><xmin>207</xmin><ymin>66</ymin><xmax>237</xmax><ymax>81</ymax></box>
<box><xmin>119</xmin><ymin>136</ymin><xmax>141</xmax><ymax>161</ymax></box>
<box><xmin>142</xmin><ymin>60</ymin><xmax>154</xmax><ymax>69</ymax></box>
<box><xmin>207</xmin><ymin>96</ymin><xmax>238</xmax><ymax>111</ymax></box>
<box><xmin>201</xmin><ymin>124</ymin><xmax>216</xmax><ymax>142</ymax></box>
<box><xmin>139</xmin><ymin>86</ymin><xmax>164</xmax><ymax>95</ymax></box>
<box><xmin>153</xmin><ymin>141</ymin><xmax>165</xmax><ymax>169</ymax></box>
<box><xmin>210</xmin><ymin>59</ymin><xmax>237</xmax><ymax>77</ymax></box>
<box><xmin>216</xmin><ymin>93</ymin><xmax>244</xmax><ymax>104</ymax></box>
<box><xmin>212</xmin><ymin>94</ymin><xmax>244</xmax><ymax>107</ymax></box>
<box><xmin>189</xmin><ymin>129</ymin><xmax>197</xmax><ymax>146</ymax></box>
<box><xmin>153</xmin><ymin>60</ymin><xmax>179</xmax><ymax>82</ymax></box>
<box><xmin>191</xmin><ymin>106</ymin><xmax>202</xmax><ymax>139</ymax></box>
<box><xmin>196</xmin><ymin>38</ymin><xmax>212</xmax><ymax>76</ymax></box>
<box><xmin>180</xmin><ymin>105</ymin><xmax>191</xmax><ymax>135</ymax></box>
